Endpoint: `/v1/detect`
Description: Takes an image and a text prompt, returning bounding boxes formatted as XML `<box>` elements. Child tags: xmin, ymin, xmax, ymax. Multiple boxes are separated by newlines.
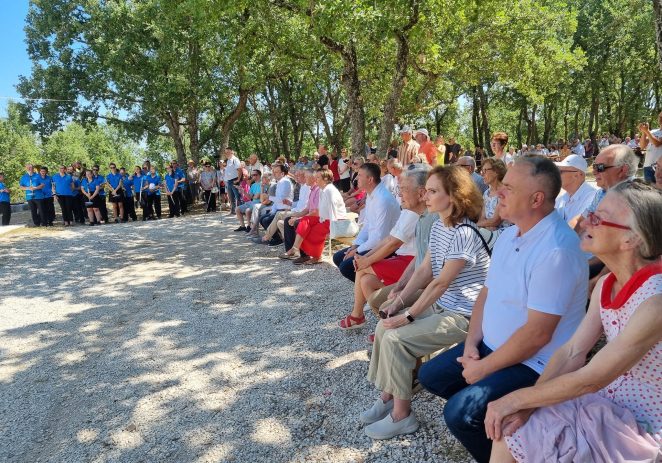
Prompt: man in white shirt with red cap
<box><xmin>554</xmin><ymin>154</ymin><xmax>597</xmax><ymax>227</ymax></box>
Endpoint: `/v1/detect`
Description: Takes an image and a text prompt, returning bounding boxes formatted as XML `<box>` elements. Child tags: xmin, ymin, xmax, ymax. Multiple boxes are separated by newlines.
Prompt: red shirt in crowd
<box><xmin>329</xmin><ymin>159</ymin><xmax>340</xmax><ymax>182</ymax></box>
<box><xmin>418</xmin><ymin>140</ymin><xmax>437</xmax><ymax>165</ymax></box>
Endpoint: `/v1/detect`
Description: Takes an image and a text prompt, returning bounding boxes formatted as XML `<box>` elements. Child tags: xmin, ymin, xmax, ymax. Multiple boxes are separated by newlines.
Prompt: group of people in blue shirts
<box><xmin>7</xmin><ymin>160</ymin><xmax>191</xmax><ymax>227</ymax></box>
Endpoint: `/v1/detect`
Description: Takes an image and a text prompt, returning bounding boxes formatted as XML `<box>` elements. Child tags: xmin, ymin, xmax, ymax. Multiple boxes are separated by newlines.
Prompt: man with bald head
<box><xmin>456</xmin><ymin>156</ymin><xmax>487</xmax><ymax>193</ymax></box>
<box><xmin>419</xmin><ymin>157</ymin><xmax>587</xmax><ymax>462</ymax></box>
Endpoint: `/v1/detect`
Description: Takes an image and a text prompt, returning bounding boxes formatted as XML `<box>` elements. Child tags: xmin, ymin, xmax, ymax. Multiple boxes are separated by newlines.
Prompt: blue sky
<box><xmin>0</xmin><ymin>1</ymin><xmax>31</xmax><ymax>117</ymax></box>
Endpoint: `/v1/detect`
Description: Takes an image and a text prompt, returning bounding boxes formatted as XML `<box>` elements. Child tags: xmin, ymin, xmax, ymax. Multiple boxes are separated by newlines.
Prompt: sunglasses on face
<box><xmin>592</xmin><ymin>163</ymin><xmax>616</xmax><ymax>173</ymax></box>
<box><xmin>586</xmin><ymin>211</ymin><xmax>631</xmax><ymax>230</ymax></box>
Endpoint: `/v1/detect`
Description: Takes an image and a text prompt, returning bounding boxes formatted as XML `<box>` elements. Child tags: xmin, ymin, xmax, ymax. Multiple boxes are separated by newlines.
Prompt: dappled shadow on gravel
<box><xmin>0</xmin><ymin>214</ymin><xmax>471</xmax><ymax>463</ymax></box>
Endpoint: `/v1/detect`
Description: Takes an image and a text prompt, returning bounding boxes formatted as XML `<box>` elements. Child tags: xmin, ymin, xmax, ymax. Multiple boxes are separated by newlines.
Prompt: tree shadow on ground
<box><xmin>0</xmin><ymin>214</ymin><xmax>472</xmax><ymax>463</ymax></box>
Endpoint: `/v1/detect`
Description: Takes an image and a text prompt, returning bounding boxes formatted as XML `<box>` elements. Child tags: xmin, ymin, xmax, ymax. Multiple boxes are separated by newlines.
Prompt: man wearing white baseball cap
<box><xmin>554</xmin><ymin>154</ymin><xmax>597</xmax><ymax>227</ymax></box>
<box><xmin>414</xmin><ymin>128</ymin><xmax>437</xmax><ymax>165</ymax></box>
<box><xmin>397</xmin><ymin>126</ymin><xmax>419</xmax><ymax>166</ymax></box>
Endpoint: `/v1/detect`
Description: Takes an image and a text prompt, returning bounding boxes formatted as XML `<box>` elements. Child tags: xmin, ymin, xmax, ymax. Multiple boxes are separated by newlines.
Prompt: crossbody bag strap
<box><xmin>457</xmin><ymin>223</ymin><xmax>492</xmax><ymax>257</ymax></box>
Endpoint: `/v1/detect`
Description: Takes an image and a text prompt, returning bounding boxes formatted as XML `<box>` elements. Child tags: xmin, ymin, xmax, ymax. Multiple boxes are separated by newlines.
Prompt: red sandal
<box><xmin>338</xmin><ymin>314</ymin><xmax>366</xmax><ymax>330</ymax></box>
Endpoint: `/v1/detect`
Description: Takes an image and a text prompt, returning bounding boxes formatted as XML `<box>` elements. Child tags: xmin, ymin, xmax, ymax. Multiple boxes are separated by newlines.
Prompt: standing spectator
<box><xmin>38</xmin><ymin>167</ymin><xmax>55</xmax><ymax>226</ymax></box>
<box><xmin>414</xmin><ymin>128</ymin><xmax>436</xmax><ymax>165</ymax></box>
<box><xmin>200</xmin><ymin>162</ymin><xmax>217</xmax><ymax>213</ymax></box>
<box><xmin>52</xmin><ymin>165</ymin><xmax>75</xmax><ymax>226</ymax></box>
<box><xmin>68</xmin><ymin>165</ymin><xmax>85</xmax><ymax>224</ymax></box>
<box><xmin>554</xmin><ymin>155</ymin><xmax>597</xmax><ymax>226</ymax></box>
<box><xmin>173</xmin><ymin>161</ymin><xmax>188</xmax><ymax>215</ymax></box>
<box><xmin>186</xmin><ymin>160</ymin><xmax>200</xmax><ymax>204</ymax></box>
<box><xmin>418</xmin><ymin>157</ymin><xmax>588</xmax><ymax>462</ymax></box>
<box><xmin>639</xmin><ymin>112</ymin><xmax>662</xmax><ymax>184</ymax></box>
<box><xmin>329</xmin><ymin>149</ymin><xmax>341</xmax><ymax>187</ymax></box>
<box><xmin>224</xmin><ymin>148</ymin><xmax>242</xmax><ymax>214</ymax></box>
<box><xmin>445</xmin><ymin>137</ymin><xmax>461</xmax><ymax>164</ymax></box>
<box><xmin>397</xmin><ymin>126</ymin><xmax>420</xmax><ymax>166</ymax></box>
<box><xmin>435</xmin><ymin>135</ymin><xmax>447</xmax><ymax>166</ymax></box>
<box><xmin>0</xmin><ymin>173</ymin><xmax>11</xmax><ymax>226</ymax></box>
<box><xmin>143</xmin><ymin>166</ymin><xmax>162</xmax><ymax>220</ymax></box>
<box><xmin>333</xmin><ymin>163</ymin><xmax>401</xmax><ymax>283</ymax></box>
<box><xmin>106</xmin><ymin>163</ymin><xmax>124</xmax><ymax>223</ymax></box>
<box><xmin>456</xmin><ymin>156</ymin><xmax>487</xmax><ymax>194</ymax></box>
<box><xmin>338</xmin><ymin>148</ymin><xmax>352</xmax><ymax>192</ymax></box>
<box><xmin>119</xmin><ymin>167</ymin><xmax>137</xmax><ymax>222</ymax></box>
<box><xmin>491</xmin><ymin>132</ymin><xmax>512</xmax><ymax>166</ymax></box>
<box><xmin>132</xmin><ymin>166</ymin><xmax>146</xmax><ymax>220</ymax></box>
<box><xmin>91</xmin><ymin>166</ymin><xmax>108</xmax><ymax>223</ymax></box>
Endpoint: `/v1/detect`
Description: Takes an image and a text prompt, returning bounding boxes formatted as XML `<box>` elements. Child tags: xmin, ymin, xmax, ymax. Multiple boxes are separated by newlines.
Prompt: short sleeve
<box><xmin>390</xmin><ymin>210</ymin><xmax>419</xmax><ymax>243</ymax></box>
<box><xmin>527</xmin><ymin>248</ymin><xmax>587</xmax><ymax>315</ymax></box>
<box><xmin>446</xmin><ymin>226</ymin><xmax>480</xmax><ymax>266</ymax></box>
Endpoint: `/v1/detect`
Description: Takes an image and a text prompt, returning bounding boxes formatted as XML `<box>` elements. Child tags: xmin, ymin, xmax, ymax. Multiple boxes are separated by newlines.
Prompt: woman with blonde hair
<box><xmin>360</xmin><ymin>165</ymin><xmax>491</xmax><ymax>440</ymax></box>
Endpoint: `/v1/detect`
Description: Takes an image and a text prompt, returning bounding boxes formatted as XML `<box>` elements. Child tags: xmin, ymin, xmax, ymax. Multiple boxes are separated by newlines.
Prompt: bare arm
<box><xmin>356</xmin><ymin>235</ymin><xmax>403</xmax><ymax>269</ymax></box>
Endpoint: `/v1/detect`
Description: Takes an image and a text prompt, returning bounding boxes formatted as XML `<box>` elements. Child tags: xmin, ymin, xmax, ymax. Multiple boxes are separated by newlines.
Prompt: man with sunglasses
<box><xmin>638</xmin><ymin>111</ymin><xmax>662</xmax><ymax>184</ymax></box>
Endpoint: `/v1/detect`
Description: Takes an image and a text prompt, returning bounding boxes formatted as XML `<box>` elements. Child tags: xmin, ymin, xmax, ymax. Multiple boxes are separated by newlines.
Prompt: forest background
<box><xmin>1</xmin><ymin>0</ymin><xmax>661</xmax><ymax>201</ymax></box>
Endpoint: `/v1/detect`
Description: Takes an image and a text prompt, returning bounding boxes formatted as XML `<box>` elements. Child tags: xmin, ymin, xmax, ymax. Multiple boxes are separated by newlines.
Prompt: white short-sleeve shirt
<box><xmin>555</xmin><ymin>181</ymin><xmax>597</xmax><ymax>223</ymax></box>
<box><xmin>644</xmin><ymin>128</ymin><xmax>662</xmax><ymax>167</ymax></box>
<box><xmin>390</xmin><ymin>209</ymin><xmax>419</xmax><ymax>256</ymax></box>
<box><xmin>482</xmin><ymin>211</ymin><xmax>588</xmax><ymax>373</ymax></box>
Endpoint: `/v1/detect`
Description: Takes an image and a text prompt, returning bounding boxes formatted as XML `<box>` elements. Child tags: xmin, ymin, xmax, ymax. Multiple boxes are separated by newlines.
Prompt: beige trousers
<box><xmin>367</xmin><ymin>285</ymin><xmax>424</xmax><ymax>318</ymax></box>
<box><xmin>366</xmin><ymin>308</ymin><xmax>469</xmax><ymax>400</ymax></box>
<box><xmin>264</xmin><ymin>210</ymin><xmax>293</xmax><ymax>239</ymax></box>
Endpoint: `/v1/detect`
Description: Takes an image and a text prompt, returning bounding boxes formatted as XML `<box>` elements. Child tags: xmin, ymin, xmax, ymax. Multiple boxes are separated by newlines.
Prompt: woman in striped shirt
<box><xmin>360</xmin><ymin>165</ymin><xmax>491</xmax><ymax>440</ymax></box>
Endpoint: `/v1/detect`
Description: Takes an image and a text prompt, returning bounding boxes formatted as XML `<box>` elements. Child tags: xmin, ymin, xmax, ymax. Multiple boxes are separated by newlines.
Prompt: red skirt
<box><xmin>297</xmin><ymin>216</ymin><xmax>330</xmax><ymax>259</ymax></box>
<box><xmin>371</xmin><ymin>254</ymin><xmax>415</xmax><ymax>286</ymax></box>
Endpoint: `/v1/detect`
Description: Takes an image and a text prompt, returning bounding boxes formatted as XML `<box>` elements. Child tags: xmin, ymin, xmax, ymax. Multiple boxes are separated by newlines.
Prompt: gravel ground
<box><xmin>0</xmin><ymin>213</ymin><xmax>472</xmax><ymax>463</ymax></box>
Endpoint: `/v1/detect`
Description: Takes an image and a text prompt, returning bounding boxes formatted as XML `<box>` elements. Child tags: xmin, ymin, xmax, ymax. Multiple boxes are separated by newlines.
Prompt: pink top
<box><xmin>599</xmin><ymin>270</ymin><xmax>662</xmax><ymax>440</ymax></box>
<box><xmin>307</xmin><ymin>185</ymin><xmax>320</xmax><ymax>211</ymax></box>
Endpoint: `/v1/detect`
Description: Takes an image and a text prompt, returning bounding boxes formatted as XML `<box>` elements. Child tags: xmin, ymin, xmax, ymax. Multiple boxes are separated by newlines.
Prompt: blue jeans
<box><xmin>332</xmin><ymin>246</ymin><xmax>368</xmax><ymax>282</ymax></box>
<box><xmin>643</xmin><ymin>166</ymin><xmax>656</xmax><ymax>184</ymax></box>
<box><xmin>226</xmin><ymin>179</ymin><xmax>241</xmax><ymax>213</ymax></box>
<box><xmin>418</xmin><ymin>341</ymin><xmax>539</xmax><ymax>463</ymax></box>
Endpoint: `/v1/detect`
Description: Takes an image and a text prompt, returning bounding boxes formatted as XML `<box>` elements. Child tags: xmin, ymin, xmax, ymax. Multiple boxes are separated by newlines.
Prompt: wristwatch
<box><xmin>404</xmin><ymin>310</ymin><xmax>415</xmax><ymax>323</ymax></box>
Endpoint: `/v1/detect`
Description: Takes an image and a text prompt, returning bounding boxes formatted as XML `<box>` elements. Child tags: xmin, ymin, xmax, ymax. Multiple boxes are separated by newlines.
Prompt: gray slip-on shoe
<box><xmin>364</xmin><ymin>412</ymin><xmax>419</xmax><ymax>440</ymax></box>
<box><xmin>359</xmin><ymin>398</ymin><xmax>394</xmax><ymax>425</ymax></box>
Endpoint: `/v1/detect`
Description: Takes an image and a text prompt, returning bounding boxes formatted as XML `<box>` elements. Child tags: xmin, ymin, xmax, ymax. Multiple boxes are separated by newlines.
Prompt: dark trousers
<box><xmin>418</xmin><ymin>342</ymin><xmax>539</xmax><ymax>463</ymax></box>
<box><xmin>332</xmin><ymin>246</ymin><xmax>369</xmax><ymax>282</ymax></box>
<box><xmin>283</xmin><ymin>218</ymin><xmax>301</xmax><ymax>253</ymax></box>
<box><xmin>178</xmin><ymin>189</ymin><xmax>188</xmax><ymax>213</ymax></box>
<box><xmin>28</xmin><ymin>198</ymin><xmax>45</xmax><ymax>226</ymax></box>
<box><xmin>43</xmin><ymin>197</ymin><xmax>55</xmax><ymax>224</ymax></box>
<box><xmin>99</xmin><ymin>197</ymin><xmax>108</xmax><ymax>222</ymax></box>
<box><xmin>145</xmin><ymin>194</ymin><xmax>161</xmax><ymax>219</ymax></box>
<box><xmin>260</xmin><ymin>209</ymin><xmax>280</xmax><ymax>230</ymax></box>
<box><xmin>340</xmin><ymin>177</ymin><xmax>351</xmax><ymax>193</ymax></box>
<box><xmin>123</xmin><ymin>196</ymin><xmax>137</xmax><ymax>221</ymax></box>
<box><xmin>56</xmin><ymin>195</ymin><xmax>74</xmax><ymax>223</ymax></box>
<box><xmin>644</xmin><ymin>166</ymin><xmax>656</xmax><ymax>184</ymax></box>
<box><xmin>167</xmin><ymin>191</ymin><xmax>181</xmax><ymax>217</ymax></box>
<box><xmin>203</xmin><ymin>190</ymin><xmax>216</xmax><ymax>212</ymax></box>
<box><xmin>0</xmin><ymin>202</ymin><xmax>10</xmax><ymax>225</ymax></box>
<box><xmin>72</xmin><ymin>196</ymin><xmax>86</xmax><ymax>223</ymax></box>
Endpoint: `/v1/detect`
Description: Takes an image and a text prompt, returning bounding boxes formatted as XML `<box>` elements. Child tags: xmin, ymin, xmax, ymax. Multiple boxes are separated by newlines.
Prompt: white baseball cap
<box><xmin>414</xmin><ymin>128</ymin><xmax>429</xmax><ymax>139</ymax></box>
<box><xmin>555</xmin><ymin>154</ymin><xmax>587</xmax><ymax>172</ymax></box>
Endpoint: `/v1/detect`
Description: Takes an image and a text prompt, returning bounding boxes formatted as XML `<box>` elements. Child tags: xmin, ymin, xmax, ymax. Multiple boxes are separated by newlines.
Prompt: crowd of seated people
<box><xmin>230</xmin><ymin>129</ymin><xmax>660</xmax><ymax>462</ymax></box>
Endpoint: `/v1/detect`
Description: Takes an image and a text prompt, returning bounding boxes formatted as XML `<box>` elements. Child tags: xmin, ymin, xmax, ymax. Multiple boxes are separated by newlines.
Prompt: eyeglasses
<box><xmin>592</xmin><ymin>163</ymin><xmax>616</xmax><ymax>173</ymax></box>
<box><xmin>481</xmin><ymin>167</ymin><xmax>493</xmax><ymax>172</ymax></box>
<box><xmin>586</xmin><ymin>211</ymin><xmax>631</xmax><ymax>230</ymax></box>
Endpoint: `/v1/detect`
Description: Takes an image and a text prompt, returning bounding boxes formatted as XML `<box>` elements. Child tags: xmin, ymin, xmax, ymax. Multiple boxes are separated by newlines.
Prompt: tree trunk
<box><xmin>187</xmin><ymin>107</ymin><xmax>200</xmax><ymax>163</ymax></box>
<box><xmin>477</xmin><ymin>85</ymin><xmax>491</xmax><ymax>153</ymax></box>
<box><xmin>543</xmin><ymin>98</ymin><xmax>554</xmax><ymax>145</ymax></box>
<box><xmin>654</xmin><ymin>0</ymin><xmax>662</xmax><ymax>71</ymax></box>
<box><xmin>516</xmin><ymin>101</ymin><xmax>525</xmax><ymax>148</ymax></box>
<box><xmin>472</xmin><ymin>88</ymin><xmax>480</xmax><ymax>148</ymax></box>
<box><xmin>219</xmin><ymin>87</ymin><xmax>249</xmax><ymax>155</ymax></box>
<box><xmin>563</xmin><ymin>96</ymin><xmax>569</xmax><ymax>142</ymax></box>
<box><xmin>376</xmin><ymin>31</ymin><xmax>412</xmax><ymax>157</ymax></box>
<box><xmin>166</xmin><ymin>111</ymin><xmax>187</xmax><ymax>165</ymax></box>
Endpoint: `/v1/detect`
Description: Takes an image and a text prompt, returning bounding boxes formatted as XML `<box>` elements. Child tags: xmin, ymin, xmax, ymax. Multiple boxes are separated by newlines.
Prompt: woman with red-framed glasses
<box><xmin>487</xmin><ymin>180</ymin><xmax>661</xmax><ymax>462</ymax></box>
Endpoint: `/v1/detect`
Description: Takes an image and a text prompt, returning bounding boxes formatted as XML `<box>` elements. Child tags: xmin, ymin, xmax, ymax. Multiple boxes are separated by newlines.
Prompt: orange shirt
<box><xmin>418</xmin><ymin>141</ymin><xmax>437</xmax><ymax>165</ymax></box>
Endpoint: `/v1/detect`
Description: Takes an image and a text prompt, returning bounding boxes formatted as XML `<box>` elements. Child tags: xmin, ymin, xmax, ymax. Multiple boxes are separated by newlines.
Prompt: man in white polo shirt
<box><xmin>223</xmin><ymin>148</ymin><xmax>242</xmax><ymax>215</ymax></box>
<box><xmin>554</xmin><ymin>154</ymin><xmax>596</xmax><ymax>227</ymax></box>
<box><xmin>418</xmin><ymin>157</ymin><xmax>588</xmax><ymax>463</ymax></box>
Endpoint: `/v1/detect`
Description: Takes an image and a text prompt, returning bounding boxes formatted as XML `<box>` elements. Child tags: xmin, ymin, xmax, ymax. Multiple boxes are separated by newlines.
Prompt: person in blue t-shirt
<box><xmin>52</xmin><ymin>165</ymin><xmax>75</xmax><ymax>226</ymax></box>
<box><xmin>38</xmin><ymin>167</ymin><xmax>55</xmax><ymax>226</ymax></box>
<box><xmin>19</xmin><ymin>164</ymin><xmax>46</xmax><ymax>226</ymax></box>
<box><xmin>142</xmin><ymin>166</ymin><xmax>162</xmax><ymax>220</ymax></box>
<box><xmin>106</xmin><ymin>163</ymin><xmax>125</xmax><ymax>223</ymax></box>
<box><xmin>0</xmin><ymin>172</ymin><xmax>11</xmax><ymax>225</ymax></box>
<box><xmin>80</xmin><ymin>169</ymin><xmax>105</xmax><ymax>225</ymax></box>
<box><xmin>91</xmin><ymin>165</ymin><xmax>109</xmax><ymax>223</ymax></box>
<box><xmin>131</xmin><ymin>166</ymin><xmax>146</xmax><ymax>219</ymax></box>
<box><xmin>164</xmin><ymin>165</ymin><xmax>182</xmax><ymax>217</ymax></box>
<box><xmin>67</xmin><ymin>166</ymin><xmax>86</xmax><ymax>224</ymax></box>
<box><xmin>119</xmin><ymin>167</ymin><xmax>137</xmax><ymax>222</ymax></box>
<box><xmin>172</xmin><ymin>161</ymin><xmax>189</xmax><ymax>214</ymax></box>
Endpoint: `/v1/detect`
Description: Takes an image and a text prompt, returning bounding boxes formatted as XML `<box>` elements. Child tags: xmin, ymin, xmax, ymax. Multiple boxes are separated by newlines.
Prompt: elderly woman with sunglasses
<box><xmin>486</xmin><ymin>180</ymin><xmax>661</xmax><ymax>463</ymax></box>
<box><xmin>360</xmin><ymin>166</ymin><xmax>491</xmax><ymax>440</ymax></box>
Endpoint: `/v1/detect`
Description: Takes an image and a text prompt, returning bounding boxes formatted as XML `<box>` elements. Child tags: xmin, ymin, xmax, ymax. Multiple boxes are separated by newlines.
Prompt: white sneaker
<box><xmin>359</xmin><ymin>398</ymin><xmax>394</xmax><ymax>424</ymax></box>
<box><xmin>364</xmin><ymin>412</ymin><xmax>419</xmax><ymax>440</ymax></box>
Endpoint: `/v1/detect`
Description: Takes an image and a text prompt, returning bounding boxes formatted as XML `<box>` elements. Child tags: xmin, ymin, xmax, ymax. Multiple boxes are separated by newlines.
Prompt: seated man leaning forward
<box><xmin>417</xmin><ymin>157</ymin><xmax>589</xmax><ymax>463</ymax></box>
<box><xmin>360</xmin><ymin>165</ymin><xmax>491</xmax><ymax>440</ymax></box>
<box><xmin>332</xmin><ymin>162</ymin><xmax>401</xmax><ymax>282</ymax></box>
<box><xmin>338</xmin><ymin>167</ymin><xmax>430</xmax><ymax>330</ymax></box>
<box><xmin>487</xmin><ymin>180</ymin><xmax>662</xmax><ymax>463</ymax></box>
